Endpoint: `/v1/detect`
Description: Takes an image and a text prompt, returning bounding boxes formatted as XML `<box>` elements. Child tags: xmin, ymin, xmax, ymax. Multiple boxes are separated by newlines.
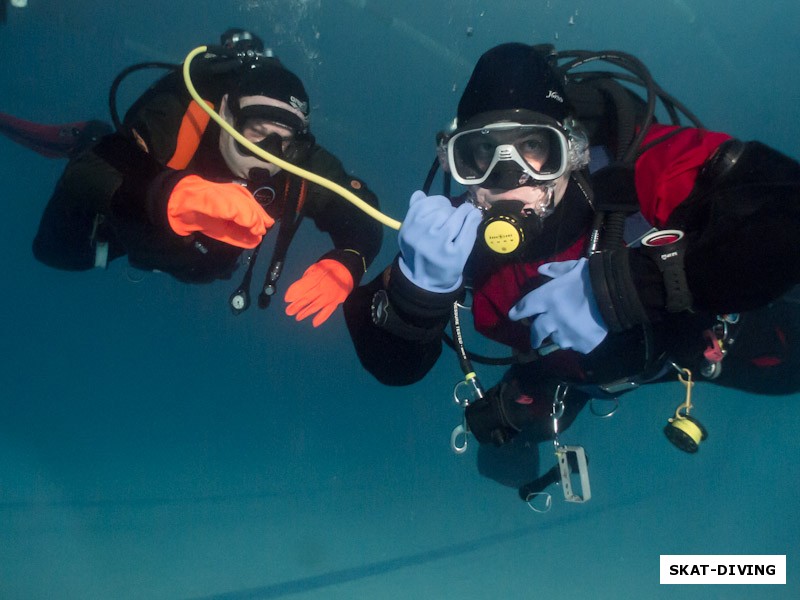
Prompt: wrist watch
<box><xmin>370</xmin><ymin>289</ymin><xmax>442</xmax><ymax>342</ymax></box>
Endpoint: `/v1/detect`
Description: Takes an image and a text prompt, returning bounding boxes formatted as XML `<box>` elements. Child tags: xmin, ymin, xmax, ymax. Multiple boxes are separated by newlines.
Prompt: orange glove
<box><xmin>284</xmin><ymin>259</ymin><xmax>355</xmax><ymax>327</ymax></box>
<box><xmin>167</xmin><ymin>175</ymin><xmax>274</xmax><ymax>248</ymax></box>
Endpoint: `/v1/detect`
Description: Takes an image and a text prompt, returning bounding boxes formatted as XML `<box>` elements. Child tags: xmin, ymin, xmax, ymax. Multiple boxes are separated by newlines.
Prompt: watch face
<box><xmin>371</xmin><ymin>290</ymin><xmax>389</xmax><ymax>326</ymax></box>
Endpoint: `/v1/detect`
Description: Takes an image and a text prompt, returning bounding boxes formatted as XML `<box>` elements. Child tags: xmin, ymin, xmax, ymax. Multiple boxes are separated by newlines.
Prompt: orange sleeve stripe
<box><xmin>166</xmin><ymin>100</ymin><xmax>214</xmax><ymax>169</ymax></box>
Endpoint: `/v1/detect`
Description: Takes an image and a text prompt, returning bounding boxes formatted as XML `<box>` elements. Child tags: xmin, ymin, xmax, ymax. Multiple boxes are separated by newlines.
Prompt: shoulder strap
<box><xmin>257</xmin><ymin>174</ymin><xmax>308</xmax><ymax>307</ymax></box>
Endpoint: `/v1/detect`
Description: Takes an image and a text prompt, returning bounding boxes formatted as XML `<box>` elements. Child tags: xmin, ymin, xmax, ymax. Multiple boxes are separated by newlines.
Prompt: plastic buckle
<box><xmin>556</xmin><ymin>445</ymin><xmax>591</xmax><ymax>503</ymax></box>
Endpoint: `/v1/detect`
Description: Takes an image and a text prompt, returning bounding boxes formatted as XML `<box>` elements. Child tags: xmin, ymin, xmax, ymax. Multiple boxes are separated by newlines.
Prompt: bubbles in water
<box><xmin>237</xmin><ymin>0</ymin><xmax>323</xmax><ymax>70</ymax></box>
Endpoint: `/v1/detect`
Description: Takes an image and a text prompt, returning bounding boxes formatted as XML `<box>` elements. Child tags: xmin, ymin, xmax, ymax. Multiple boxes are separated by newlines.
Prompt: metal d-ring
<box><xmin>525</xmin><ymin>492</ymin><xmax>553</xmax><ymax>513</ymax></box>
<box><xmin>590</xmin><ymin>397</ymin><xmax>620</xmax><ymax>418</ymax></box>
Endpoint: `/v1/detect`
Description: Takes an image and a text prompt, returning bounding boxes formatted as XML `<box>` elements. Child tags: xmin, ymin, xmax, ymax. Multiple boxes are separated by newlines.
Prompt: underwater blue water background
<box><xmin>1</xmin><ymin>1</ymin><xmax>798</xmax><ymax>598</ymax></box>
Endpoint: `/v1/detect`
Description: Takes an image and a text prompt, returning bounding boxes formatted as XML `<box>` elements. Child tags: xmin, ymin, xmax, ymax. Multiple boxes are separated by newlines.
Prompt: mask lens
<box><xmin>235</xmin><ymin>115</ymin><xmax>296</xmax><ymax>161</ymax></box>
<box><xmin>449</xmin><ymin>123</ymin><xmax>567</xmax><ymax>185</ymax></box>
<box><xmin>235</xmin><ymin>132</ymin><xmax>287</xmax><ymax>160</ymax></box>
<box><xmin>254</xmin><ymin>132</ymin><xmax>285</xmax><ymax>156</ymax></box>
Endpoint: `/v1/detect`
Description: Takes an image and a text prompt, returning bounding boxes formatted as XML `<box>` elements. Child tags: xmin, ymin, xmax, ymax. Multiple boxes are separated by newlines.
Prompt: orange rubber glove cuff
<box><xmin>167</xmin><ymin>174</ymin><xmax>274</xmax><ymax>248</ymax></box>
<box><xmin>284</xmin><ymin>259</ymin><xmax>355</xmax><ymax>327</ymax></box>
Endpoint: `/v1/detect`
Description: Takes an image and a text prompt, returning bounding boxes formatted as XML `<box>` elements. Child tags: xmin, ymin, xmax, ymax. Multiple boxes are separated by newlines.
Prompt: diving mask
<box><xmin>233</xmin><ymin>103</ymin><xmax>312</xmax><ymax>162</ymax></box>
<box><xmin>444</xmin><ymin>110</ymin><xmax>570</xmax><ymax>187</ymax></box>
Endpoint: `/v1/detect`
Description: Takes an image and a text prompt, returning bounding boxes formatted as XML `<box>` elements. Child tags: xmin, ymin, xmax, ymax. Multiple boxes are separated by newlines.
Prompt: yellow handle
<box><xmin>182</xmin><ymin>46</ymin><xmax>402</xmax><ymax>231</ymax></box>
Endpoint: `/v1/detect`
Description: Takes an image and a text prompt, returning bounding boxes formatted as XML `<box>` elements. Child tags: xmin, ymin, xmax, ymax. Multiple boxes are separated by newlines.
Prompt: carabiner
<box><xmin>525</xmin><ymin>492</ymin><xmax>553</xmax><ymax>514</ymax></box>
<box><xmin>450</xmin><ymin>422</ymin><xmax>469</xmax><ymax>454</ymax></box>
<box><xmin>452</xmin><ymin>380</ymin><xmax>473</xmax><ymax>407</ymax></box>
<box><xmin>552</xmin><ymin>384</ymin><xmax>567</xmax><ymax>419</ymax></box>
<box><xmin>453</xmin><ymin>375</ymin><xmax>484</xmax><ymax>406</ymax></box>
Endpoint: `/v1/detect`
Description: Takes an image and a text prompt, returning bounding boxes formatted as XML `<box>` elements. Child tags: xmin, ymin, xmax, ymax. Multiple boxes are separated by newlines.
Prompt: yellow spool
<box><xmin>670</xmin><ymin>416</ymin><xmax>704</xmax><ymax>446</ymax></box>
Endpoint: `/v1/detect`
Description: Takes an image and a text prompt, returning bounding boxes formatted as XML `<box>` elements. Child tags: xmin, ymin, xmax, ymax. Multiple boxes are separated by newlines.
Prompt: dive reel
<box><xmin>663</xmin><ymin>366</ymin><xmax>708</xmax><ymax>453</ymax></box>
<box><xmin>664</xmin><ymin>413</ymin><xmax>708</xmax><ymax>453</ymax></box>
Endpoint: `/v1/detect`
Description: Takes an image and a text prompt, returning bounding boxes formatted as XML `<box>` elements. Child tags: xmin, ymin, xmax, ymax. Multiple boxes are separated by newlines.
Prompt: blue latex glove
<box><xmin>398</xmin><ymin>191</ymin><xmax>482</xmax><ymax>293</ymax></box>
<box><xmin>508</xmin><ymin>258</ymin><xmax>608</xmax><ymax>354</ymax></box>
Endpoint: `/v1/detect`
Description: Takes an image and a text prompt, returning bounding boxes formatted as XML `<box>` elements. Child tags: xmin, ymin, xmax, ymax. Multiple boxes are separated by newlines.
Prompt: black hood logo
<box><xmin>546</xmin><ymin>90</ymin><xmax>564</xmax><ymax>103</ymax></box>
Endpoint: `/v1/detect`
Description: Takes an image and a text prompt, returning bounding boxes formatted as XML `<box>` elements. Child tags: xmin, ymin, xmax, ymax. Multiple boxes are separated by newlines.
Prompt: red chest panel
<box><xmin>471</xmin><ymin>235</ymin><xmax>588</xmax><ymax>351</ymax></box>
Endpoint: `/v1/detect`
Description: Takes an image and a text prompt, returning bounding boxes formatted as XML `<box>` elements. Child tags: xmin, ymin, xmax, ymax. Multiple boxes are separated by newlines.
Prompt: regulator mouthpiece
<box><xmin>478</xmin><ymin>200</ymin><xmax>527</xmax><ymax>255</ymax></box>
